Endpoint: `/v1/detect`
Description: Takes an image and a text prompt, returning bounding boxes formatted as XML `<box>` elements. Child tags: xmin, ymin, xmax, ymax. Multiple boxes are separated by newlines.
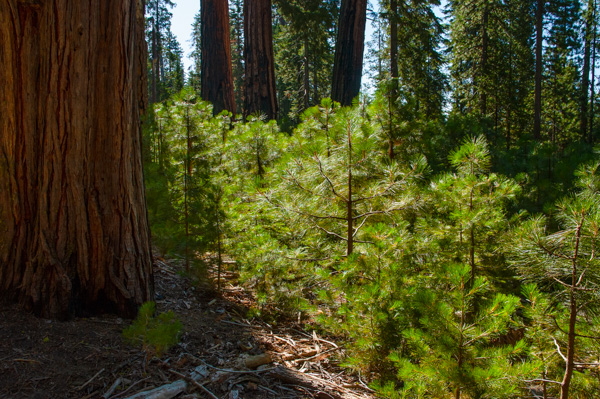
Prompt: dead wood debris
<box><xmin>0</xmin><ymin>254</ymin><xmax>375</xmax><ymax>399</ymax></box>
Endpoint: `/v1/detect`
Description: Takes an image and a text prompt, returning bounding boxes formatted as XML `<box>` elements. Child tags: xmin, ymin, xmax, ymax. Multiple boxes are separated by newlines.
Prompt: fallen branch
<box><xmin>269</xmin><ymin>366</ymin><xmax>367</xmax><ymax>399</ymax></box>
<box><xmin>103</xmin><ymin>377</ymin><xmax>122</xmax><ymax>399</ymax></box>
<box><xmin>123</xmin><ymin>380</ymin><xmax>186</xmax><ymax>399</ymax></box>
<box><xmin>77</xmin><ymin>368</ymin><xmax>105</xmax><ymax>391</ymax></box>
<box><xmin>110</xmin><ymin>377</ymin><xmax>151</xmax><ymax>399</ymax></box>
<box><xmin>167</xmin><ymin>369</ymin><xmax>218</xmax><ymax>399</ymax></box>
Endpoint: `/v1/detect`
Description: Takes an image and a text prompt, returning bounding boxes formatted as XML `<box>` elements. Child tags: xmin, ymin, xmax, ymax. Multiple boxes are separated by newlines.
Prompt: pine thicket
<box><xmin>140</xmin><ymin>1</ymin><xmax>600</xmax><ymax>397</ymax></box>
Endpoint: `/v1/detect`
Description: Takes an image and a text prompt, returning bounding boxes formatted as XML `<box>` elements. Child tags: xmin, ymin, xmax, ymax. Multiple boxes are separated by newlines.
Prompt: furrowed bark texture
<box><xmin>0</xmin><ymin>0</ymin><xmax>154</xmax><ymax>319</ymax></box>
<box><xmin>243</xmin><ymin>0</ymin><xmax>278</xmax><ymax>120</ymax></box>
<box><xmin>331</xmin><ymin>0</ymin><xmax>367</xmax><ymax>106</ymax></box>
<box><xmin>201</xmin><ymin>0</ymin><xmax>236</xmax><ymax>115</ymax></box>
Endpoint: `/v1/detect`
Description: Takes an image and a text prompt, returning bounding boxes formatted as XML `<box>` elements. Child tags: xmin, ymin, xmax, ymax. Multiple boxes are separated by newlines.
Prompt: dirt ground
<box><xmin>0</xmin><ymin>257</ymin><xmax>375</xmax><ymax>399</ymax></box>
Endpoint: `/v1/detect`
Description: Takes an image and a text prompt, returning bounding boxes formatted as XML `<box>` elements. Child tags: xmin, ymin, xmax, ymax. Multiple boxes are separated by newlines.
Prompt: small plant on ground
<box><xmin>123</xmin><ymin>302</ymin><xmax>182</xmax><ymax>361</ymax></box>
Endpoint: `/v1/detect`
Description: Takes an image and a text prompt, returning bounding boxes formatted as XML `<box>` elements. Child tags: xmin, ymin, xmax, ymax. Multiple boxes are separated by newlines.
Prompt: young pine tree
<box><xmin>511</xmin><ymin>161</ymin><xmax>600</xmax><ymax>399</ymax></box>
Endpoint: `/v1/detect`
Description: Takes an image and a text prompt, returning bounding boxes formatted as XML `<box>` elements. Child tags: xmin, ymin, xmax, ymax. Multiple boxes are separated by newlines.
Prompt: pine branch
<box><xmin>257</xmin><ymin>188</ymin><xmax>346</xmax><ymax>221</ymax></box>
<box><xmin>314</xmin><ymin>155</ymin><xmax>347</xmax><ymax>202</ymax></box>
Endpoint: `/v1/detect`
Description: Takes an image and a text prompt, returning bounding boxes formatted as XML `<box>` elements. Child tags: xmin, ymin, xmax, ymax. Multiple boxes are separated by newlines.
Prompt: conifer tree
<box><xmin>145</xmin><ymin>90</ymin><xmax>223</xmax><ymax>270</ymax></box>
<box><xmin>189</xmin><ymin>13</ymin><xmax>202</xmax><ymax>92</ymax></box>
<box><xmin>242</xmin><ymin>100</ymin><xmax>425</xmax><ymax>312</ymax></box>
<box><xmin>448</xmin><ymin>0</ymin><xmax>535</xmax><ymax>147</ymax></box>
<box><xmin>386</xmin><ymin>0</ymin><xmax>446</xmax><ymax>119</ymax></box>
<box><xmin>273</xmin><ymin>0</ymin><xmax>338</xmax><ymax>126</ymax></box>
<box><xmin>543</xmin><ymin>0</ymin><xmax>581</xmax><ymax>145</ymax></box>
<box><xmin>511</xmin><ymin>162</ymin><xmax>600</xmax><ymax>399</ymax></box>
<box><xmin>146</xmin><ymin>0</ymin><xmax>183</xmax><ymax>103</ymax></box>
<box><xmin>388</xmin><ymin>137</ymin><xmax>529</xmax><ymax>398</ymax></box>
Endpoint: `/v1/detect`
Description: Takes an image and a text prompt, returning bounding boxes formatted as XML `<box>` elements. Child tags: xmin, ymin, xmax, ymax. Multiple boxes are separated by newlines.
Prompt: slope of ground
<box><xmin>0</xmin><ymin>257</ymin><xmax>375</xmax><ymax>399</ymax></box>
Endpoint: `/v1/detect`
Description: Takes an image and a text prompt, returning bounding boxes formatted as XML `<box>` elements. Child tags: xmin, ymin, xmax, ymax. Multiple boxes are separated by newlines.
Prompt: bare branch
<box><xmin>353</xmin><ymin>214</ymin><xmax>370</xmax><ymax>238</ymax></box>
<box><xmin>313</xmin><ymin>223</ymin><xmax>348</xmax><ymax>241</ymax></box>
<box><xmin>552</xmin><ymin>337</ymin><xmax>567</xmax><ymax>362</ymax></box>
<box><xmin>550</xmin><ymin>276</ymin><xmax>594</xmax><ymax>291</ymax></box>
<box><xmin>523</xmin><ymin>378</ymin><xmax>562</xmax><ymax>385</ymax></box>
<box><xmin>314</xmin><ymin>155</ymin><xmax>347</xmax><ymax>202</ymax></box>
<box><xmin>281</xmin><ymin>255</ymin><xmax>332</xmax><ymax>262</ymax></box>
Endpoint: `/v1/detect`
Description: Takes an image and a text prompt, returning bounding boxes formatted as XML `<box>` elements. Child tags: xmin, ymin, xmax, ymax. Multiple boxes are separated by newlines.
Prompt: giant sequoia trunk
<box><xmin>201</xmin><ymin>0</ymin><xmax>236</xmax><ymax>115</ymax></box>
<box><xmin>331</xmin><ymin>0</ymin><xmax>368</xmax><ymax>106</ymax></box>
<box><xmin>244</xmin><ymin>0</ymin><xmax>278</xmax><ymax>120</ymax></box>
<box><xmin>0</xmin><ymin>0</ymin><xmax>154</xmax><ymax>320</ymax></box>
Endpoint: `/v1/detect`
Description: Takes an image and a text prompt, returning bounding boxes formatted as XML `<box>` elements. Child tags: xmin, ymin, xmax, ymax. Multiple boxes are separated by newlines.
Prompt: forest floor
<box><xmin>0</xmin><ymin>255</ymin><xmax>376</xmax><ymax>399</ymax></box>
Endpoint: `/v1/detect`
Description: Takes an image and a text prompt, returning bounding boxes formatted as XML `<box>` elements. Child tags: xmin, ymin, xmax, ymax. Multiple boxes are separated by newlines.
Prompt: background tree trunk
<box><xmin>0</xmin><ymin>0</ymin><xmax>154</xmax><ymax>320</ymax></box>
<box><xmin>581</xmin><ymin>0</ymin><xmax>594</xmax><ymax>138</ymax></box>
<box><xmin>201</xmin><ymin>0</ymin><xmax>236</xmax><ymax>115</ymax></box>
<box><xmin>533</xmin><ymin>0</ymin><xmax>544</xmax><ymax>140</ymax></box>
<box><xmin>244</xmin><ymin>0</ymin><xmax>278</xmax><ymax>120</ymax></box>
<box><xmin>331</xmin><ymin>0</ymin><xmax>368</xmax><ymax>106</ymax></box>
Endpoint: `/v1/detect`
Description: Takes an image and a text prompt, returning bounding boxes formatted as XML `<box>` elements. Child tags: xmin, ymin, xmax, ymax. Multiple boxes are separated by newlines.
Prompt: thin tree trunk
<box><xmin>560</xmin><ymin>223</ymin><xmax>582</xmax><ymax>399</ymax></box>
<box><xmin>304</xmin><ymin>37</ymin><xmax>310</xmax><ymax>111</ymax></box>
<box><xmin>534</xmin><ymin>0</ymin><xmax>544</xmax><ymax>140</ymax></box>
<box><xmin>390</xmin><ymin>0</ymin><xmax>398</xmax><ymax>90</ymax></box>
<box><xmin>480</xmin><ymin>5</ymin><xmax>489</xmax><ymax>117</ymax></box>
<box><xmin>331</xmin><ymin>0</ymin><xmax>368</xmax><ymax>106</ymax></box>
<box><xmin>216</xmin><ymin>207</ymin><xmax>222</xmax><ymax>292</ymax></box>
<box><xmin>346</xmin><ymin>121</ymin><xmax>354</xmax><ymax>256</ymax></box>
<box><xmin>152</xmin><ymin>0</ymin><xmax>159</xmax><ymax>104</ymax></box>
<box><xmin>244</xmin><ymin>0</ymin><xmax>278</xmax><ymax>120</ymax></box>
<box><xmin>313</xmin><ymin>54</ymin><xmax>319</xmax><ymax>105</ymax></box>
<box><xmin>582</xmin><ymin>0</ymin><xmax>594</xmax><ymax>138</ymax></box>
<box><xmin>184</xmin><ymin>105</ymin><xmax>192</xmax><ymax>272</ymax></box>
<box><xmin>388</xmin><ymin>0</ymin><xmax>398</xmax><ymax>160</ymax></box>
<box><xmin>590</xmin><ymin>0</ymin><xmax>597</xmax><ymax>143</ymax></box>
<box><xmin>0</xmin><ymin>0</ymin><xmax>153</xmax><ymax>320</ymax></box>
<box><xmin>201</xmin><ymin>0</ymin><xmax>236</xmax><ymax>115</ymax></box>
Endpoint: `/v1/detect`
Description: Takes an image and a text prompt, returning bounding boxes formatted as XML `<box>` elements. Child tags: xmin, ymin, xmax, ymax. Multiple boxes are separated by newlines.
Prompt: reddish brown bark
<box><xmin>243</xmin><ymin>0</ymin><xmax>278</xmax><ymax>120</ymax></box>
<box><xmin>201</xmin><ymin>0</ymin><xmax>236</xmax><ymax>115</ymax></box>
<box><xmin>331</xmin><ymin>0</ymin><xmax>368</xmax><ymax>106</ymax></box>
<box><xmin>0</xmin><ymin>0</ymin><xmax>154</xmax><ymax>320</ymax></box>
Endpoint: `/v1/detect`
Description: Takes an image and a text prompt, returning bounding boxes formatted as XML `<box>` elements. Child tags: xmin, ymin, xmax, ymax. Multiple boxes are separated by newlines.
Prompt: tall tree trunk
<box><xmin>151</xmin><ymin>0</ymin><xmax>159</xmax><ymax>104</ymax></box>
<box><xmin>0</xmin><ymin>0</ymin><xmax>154</xmax><ymax>320</ymax></box>
<box><xmin>244</xmin><ymin>0</ymin><xmax>278</xmax><ymax>120</ymax></box>
<box><xmin>582</xmin><ymin>0</ymin><xmax>594</xmax><ymax>138</ymax></box>
<box><xmin>331</xmin><ymin>0</ymin><xmax>368</xmax><ymax>106</ymax></box>
<box><xmin>201</xmin><ymin>0</ymin><xmax>236</xmax><ymax>115</ymax></box>
<box><xmin>534</xmin><ymin>0</ymin><xmax>544</xmax><ymax>140</ymax></box>
<box><xmin>389</xmin><ymin>0</ymin><xmax>398</xmax><ymax>89</ymax></box>
<box><xmin>480</xmin><ymin>5</ymin><xmax>489</xmax><ymax>117</ymax></box>
<box><xmin>304</xmin><ymin>37</ymin><xmax>310</xmax><ymax>111</ymax></box>
<box><xmin>389</xmin><ymin>0</ymin><xmax>398</xmax><ymax>160</ymax></box>
<box><xmin>591</xmin><ymin>0</ymin><xmax>597</xmax><ymax>142</ymax></box>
